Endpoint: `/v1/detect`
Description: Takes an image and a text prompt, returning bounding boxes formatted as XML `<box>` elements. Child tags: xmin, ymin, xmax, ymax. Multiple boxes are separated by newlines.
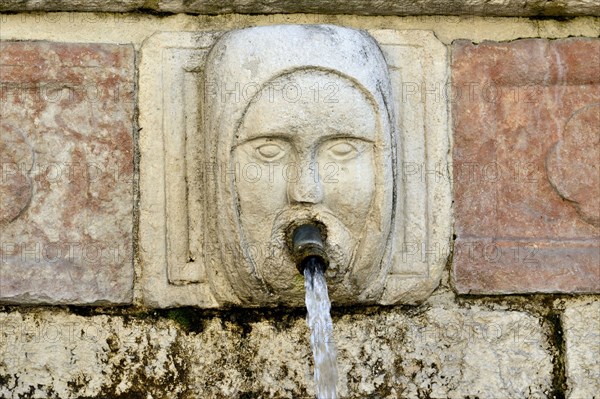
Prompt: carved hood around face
<box><xmin>202</xmin><ymin>25</ymin><xmax>399</xmax><ymax>306</ymax></box>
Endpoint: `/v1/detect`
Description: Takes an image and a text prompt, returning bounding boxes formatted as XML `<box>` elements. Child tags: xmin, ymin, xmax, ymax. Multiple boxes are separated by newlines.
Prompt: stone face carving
<box><xmin>203</xmin><ymin>26</ymin><xmax>395</xmax><ymax>306</ymax></box>
<box><xmin>139</xmin><ymin>26</ymin><xmax>451</xmax><ymax>307</ymax></box>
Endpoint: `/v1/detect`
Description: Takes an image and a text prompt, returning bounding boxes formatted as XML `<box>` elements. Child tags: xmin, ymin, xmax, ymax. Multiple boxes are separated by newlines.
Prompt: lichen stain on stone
<box><xmin>42</xmin><ymin>318</ymin><xmax>189</xmax><ymax>398</ymax></box>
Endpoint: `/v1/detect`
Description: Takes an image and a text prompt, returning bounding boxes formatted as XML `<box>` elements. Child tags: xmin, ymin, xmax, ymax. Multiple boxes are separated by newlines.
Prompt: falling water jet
<box><xmin>290</xmin><ymin>223</ymin><xmax>338</xmax><ymax>399</ymax></box>
<box><xmin>303</xmin><ymin>257</ymin><xmax>338</xmax><ymax>399</ymax></box>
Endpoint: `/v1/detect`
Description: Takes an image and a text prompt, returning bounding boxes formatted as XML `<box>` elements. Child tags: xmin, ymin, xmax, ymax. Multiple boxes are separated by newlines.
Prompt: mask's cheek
<box><xmin>319</xmin><ymin>148</ymin><xmax>376</xmax><ymax>238</ymax></box>
<box><xmin>232</xmin><ymin>146</ymin><xmax>292</xmax><ymax>281</ymax></box>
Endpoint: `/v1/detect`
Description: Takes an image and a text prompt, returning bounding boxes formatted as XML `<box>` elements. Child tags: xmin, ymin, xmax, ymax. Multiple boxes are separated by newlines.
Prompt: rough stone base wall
<box><xmin>1</xmin><ymin>11</ymin><xmax>599</xmax><ymax>399</ymax></box>
<box><xmin>2</xmin><ymin>285</ymin><xmax>599</xmax><ymax>397</ymax></box>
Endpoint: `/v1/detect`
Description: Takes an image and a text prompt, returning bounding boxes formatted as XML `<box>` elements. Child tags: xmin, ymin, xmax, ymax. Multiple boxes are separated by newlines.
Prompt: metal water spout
<box><xmin>289</xmin><ymin>223</ymin><xmax>329</xmax><ymax>275</ymax></box>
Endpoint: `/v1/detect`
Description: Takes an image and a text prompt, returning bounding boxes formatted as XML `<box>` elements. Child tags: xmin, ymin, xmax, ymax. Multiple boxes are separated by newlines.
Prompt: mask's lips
<box><xmin>268</xmin><ymin>205</ymin><xmax>353</xmax><ymax>280</ymax></box>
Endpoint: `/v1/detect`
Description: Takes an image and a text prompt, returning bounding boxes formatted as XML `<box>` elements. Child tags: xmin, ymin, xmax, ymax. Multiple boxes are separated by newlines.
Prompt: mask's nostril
<box><xmin>289</xmin><ymin>222</ymin><xmax>329</xmax><ymax>275</ymax></box>
<box><xmin>287</xmin><ymin>163</ymin><xmax>324</xmax><ymax>205</ymax></box>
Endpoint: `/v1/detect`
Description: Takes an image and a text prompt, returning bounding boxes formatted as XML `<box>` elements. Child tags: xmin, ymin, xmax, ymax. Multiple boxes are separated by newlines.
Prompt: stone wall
<box><xmin>1</xmin><ymin>8</ymin><xmax>599</xmax><ymax>399</ymax></box>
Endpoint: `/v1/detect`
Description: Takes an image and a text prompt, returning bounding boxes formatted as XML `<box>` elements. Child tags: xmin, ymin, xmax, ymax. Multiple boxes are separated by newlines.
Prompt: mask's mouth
<box><xmin>287</xmin><ymin>221</ymin><xmax>329</xmax><ymax>275</ymax></box>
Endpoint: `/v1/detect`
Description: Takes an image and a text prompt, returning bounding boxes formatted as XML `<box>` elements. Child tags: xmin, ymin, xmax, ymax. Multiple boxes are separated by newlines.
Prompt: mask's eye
<box><xmin>325</xmin><ymin>140</ymin><xmax>361</xmax><ymax>160</ymax></box>
<box><xmin>255</xmin><ymin>142</ymin><xmax>286</xmax><ymax>161</ymax></box>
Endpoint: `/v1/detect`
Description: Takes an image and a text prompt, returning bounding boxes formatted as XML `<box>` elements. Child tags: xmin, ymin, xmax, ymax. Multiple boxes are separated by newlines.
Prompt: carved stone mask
<box><xmin>203</xmin><ymin>25</ymin><xmax>398</xmax><ymax>306</ymax></box>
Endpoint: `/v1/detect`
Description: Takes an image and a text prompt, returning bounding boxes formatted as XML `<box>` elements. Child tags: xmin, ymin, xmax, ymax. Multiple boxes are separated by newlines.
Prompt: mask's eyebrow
<box><xmin>235</xmin><ymin>127</ymin><xmax>375</xmax><ymax>146</ymax></box>
<box><xmin>234</xmin><ymin>134</ymin><xmax>292</xmax><ymax>148</ymax></box>
<box><xmin>316</xmin><ymin>132</ymin><xmax>375</xmax><ymax>144</ymax></box>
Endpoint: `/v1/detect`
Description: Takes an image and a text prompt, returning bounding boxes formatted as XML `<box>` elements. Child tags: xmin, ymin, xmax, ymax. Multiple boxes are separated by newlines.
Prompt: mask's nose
<box><xmin>287</xmin><ymin>159</ymin><xmax>324</xmax><ymax>205</ymax></box>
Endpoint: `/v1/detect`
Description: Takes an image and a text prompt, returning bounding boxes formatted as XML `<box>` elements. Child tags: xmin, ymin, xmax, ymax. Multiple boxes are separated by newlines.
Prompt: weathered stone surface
<box><xmin>563</xmin><ymin>299</ymin><xmax>600</xmax><ymax>399</ymax></box>
<box><xmin>185</xmin><ymin>304</ymin><xmax>553</xmax><ymax>398</ymax></box>
<box><xmin>139</xmin><ymin>27</ymin><xmax>451</xmax><ymax>308</ymax></box>
<box><xmin>0</xmin><ymin>127</ymin><xmax>33</xmax><ymax>225</ymax></box>
<box><xmin>0</xmin><ymin>296</ymin><xmax>554</xmax><ymax>397</ymax></box>
<box><xmin>452</xmin><ymin>38</ymin><xmax>600</xmax><ymax>294</ymax></box>
<box><xmin>0</xmin><ymin>0</ymin><xmax>145</xmax><ymax>12</ymax></box>
<box><xmin>161</xmin><ymin>0</ymin><xmax>600</xmax><ymax>16</ymax></box>
<box><xmin>0</xmin><ymin>42</ymin><xmax>134</xmax><ymax>304</ymax></box>
<box><xmin>547</xmin><ymin>104</ymin><xmax>600</xmax><ymax>227</ymax></box>
<box><xmin>0</xmin><ymin>310</ymin><xmax>184</xmax><ymax>398</ymax></box>
<box><xmin>0</xmin><ymin>12</ymin><xmax>598</xmax><ymax>50</ymax></box>
<box><xmin>0</xmin><ymin>0</ymin><xmax>599</xmax><ymax>16</ymax></box>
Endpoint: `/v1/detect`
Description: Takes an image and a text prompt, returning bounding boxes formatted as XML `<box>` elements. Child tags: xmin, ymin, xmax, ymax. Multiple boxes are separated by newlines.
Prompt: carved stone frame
<box><xmin>139</xmin><ymin>29</ymin><xmax>451</xmax><ymax>308</ymax></box>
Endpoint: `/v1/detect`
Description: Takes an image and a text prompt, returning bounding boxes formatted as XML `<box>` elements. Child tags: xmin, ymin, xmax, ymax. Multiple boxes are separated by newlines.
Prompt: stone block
<box><xmin>160</xmin><ymin>0</ymin><xmax>600</xmax><ymax>16</ymax></box>
<box><xmin>563</xmin><ymin>299</ymin><xmax>600</xmax><ymax>399</ymax></box>
<box><xmin>1</xmin><ymin>0</ymin><xmax>599</xmax><ymax>17</ymax></box>
<box><xmin>0</xmin><ymin>42</ymin><xmax>135</xmax><ymax>304</ymax></box>
<box><xmin>183</xmin><ymin>304</ymin><xmax>553</xmax><ymax>397</ymax></box>
<box><xmin>0</xmin><ymin>301</ymin><xmax>554</xmax><ymax>397</ymax></box>
<box><xmin>138</xmin><ymin>27</ymin><xmax>451</xmax><ymax>308</ymax></box>
<box><xmin>0</xmin><ymin>0</ymin><xmax>145</xmax><ymax>12</ymax></box>
<box><xmin>452</xmin><ymin>38</ymin><xmax>600</xmax><ymax>294</ymax></box>
<box><xmin>0</xmin><ymin>311</ymin><xmax>183</xmax><ymax>398</ymax></box>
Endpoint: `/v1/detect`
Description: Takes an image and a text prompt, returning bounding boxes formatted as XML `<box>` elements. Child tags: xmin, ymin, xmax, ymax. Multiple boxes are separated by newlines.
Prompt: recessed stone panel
<box><xmin>452</xmin><ymin>38</ymin><xmax>600</xmax><ymax>294</ymax></box>
<box><xmin>0</xmin><ymin>42</ymin><xmax>135</xmax><ymax>304</ymax></box>
<box><xmin>138</xmin><ymin>26</ymin><xmax>451</xmax><ymax>308</ymax></box>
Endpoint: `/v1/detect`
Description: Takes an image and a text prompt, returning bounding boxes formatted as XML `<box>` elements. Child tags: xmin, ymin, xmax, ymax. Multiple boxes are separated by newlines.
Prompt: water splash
<box><xmin>304</xmin><ymin>257</ymin><xmax>338</xmax><ymax>399</ymax></box>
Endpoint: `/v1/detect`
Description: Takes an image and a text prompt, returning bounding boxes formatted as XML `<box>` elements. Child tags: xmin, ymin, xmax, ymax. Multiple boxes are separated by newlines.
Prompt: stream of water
<box><xmin>304</xmin><ymin>257</ymin><xmax>338</xmax><ymax>399</ymax></box>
